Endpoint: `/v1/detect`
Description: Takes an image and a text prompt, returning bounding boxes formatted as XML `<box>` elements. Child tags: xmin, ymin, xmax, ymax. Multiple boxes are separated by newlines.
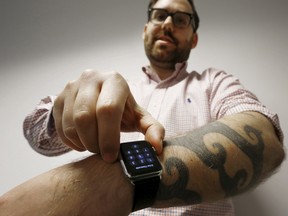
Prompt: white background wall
<box><xmin>0</xmin><ymin>0</ymin><xmax>287</xmax><ymax>215</ymax></box>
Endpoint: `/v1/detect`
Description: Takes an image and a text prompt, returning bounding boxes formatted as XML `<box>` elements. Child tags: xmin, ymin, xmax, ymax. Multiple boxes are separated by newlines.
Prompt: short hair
<box><xmin>147</xmin><ymin>0</ymin><xmax>200</xmax><ymax>32</ymax></box>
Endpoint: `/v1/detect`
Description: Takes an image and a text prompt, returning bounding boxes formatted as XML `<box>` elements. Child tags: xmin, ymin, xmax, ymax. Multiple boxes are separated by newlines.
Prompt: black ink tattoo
<box><xmin>161</xmin><ymin>121</ymin><xmax>264</xmax><ymax>201</ymax></box>
<box><xmin>158</xmin><ymin>157</ymin><xmax>202</xmax><ymax>204</ymax></box>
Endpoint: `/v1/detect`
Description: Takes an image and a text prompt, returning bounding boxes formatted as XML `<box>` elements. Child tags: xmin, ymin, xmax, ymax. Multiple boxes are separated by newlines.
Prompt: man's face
<box><xmin>143</xmin><ymin>0</ymin><xmax>198</xmax><ymax>69</ymax></box>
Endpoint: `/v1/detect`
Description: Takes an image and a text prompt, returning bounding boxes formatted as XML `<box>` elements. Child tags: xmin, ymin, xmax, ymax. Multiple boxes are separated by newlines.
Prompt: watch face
<box><xmin>120</xmin><ymin>141</ymin><xmax>162</xmax><ymax>178</ymax></box>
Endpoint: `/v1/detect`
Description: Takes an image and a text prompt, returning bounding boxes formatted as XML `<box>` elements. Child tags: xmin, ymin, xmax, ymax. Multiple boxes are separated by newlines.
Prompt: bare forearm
<box><xmin>0</xmin><ymin>155</ymin><xmax>133</xmax><ymax>216</ymax></box>
<box><xmin>154</xmin><ymin>111</ymin><xmax>285</xmax><ymax>208</ymax></box>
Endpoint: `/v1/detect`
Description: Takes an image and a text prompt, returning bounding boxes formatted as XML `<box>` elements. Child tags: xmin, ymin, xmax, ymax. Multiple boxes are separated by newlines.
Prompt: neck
<box><xmin>149</xmin><ymin>62</ymin><xmax>175</xmax><ymax>80</ymax></box>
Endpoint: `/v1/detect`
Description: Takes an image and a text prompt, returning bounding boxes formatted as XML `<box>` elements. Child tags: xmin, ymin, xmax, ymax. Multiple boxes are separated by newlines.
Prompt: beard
<box><xmin>144</xmin><ymin>31</ymin><xmax>193</xmax><ymax>69</ymax></box>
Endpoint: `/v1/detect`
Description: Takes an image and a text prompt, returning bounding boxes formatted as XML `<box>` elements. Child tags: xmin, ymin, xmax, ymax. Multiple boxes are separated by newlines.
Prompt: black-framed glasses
<box><xmin>148</xmin><ymin>8</ymin><xmax>196</xmax><ymax>30</ymax></box>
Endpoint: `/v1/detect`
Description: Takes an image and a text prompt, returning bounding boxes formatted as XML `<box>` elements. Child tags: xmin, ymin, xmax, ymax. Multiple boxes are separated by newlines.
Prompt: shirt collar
<box><xmin>142</xmin><ymin>62</ymin><xmax>189</xmax><ymax>88</ymax></box>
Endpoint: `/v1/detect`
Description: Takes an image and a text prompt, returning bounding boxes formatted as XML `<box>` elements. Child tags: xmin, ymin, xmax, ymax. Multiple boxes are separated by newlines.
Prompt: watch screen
<box><xmin>120</xmin><ymin>141</ymin><xmax>162</xmax><ymax>177</ymax></box>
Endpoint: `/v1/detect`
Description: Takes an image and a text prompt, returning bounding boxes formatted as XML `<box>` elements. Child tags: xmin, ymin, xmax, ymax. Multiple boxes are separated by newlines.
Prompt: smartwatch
<box><xmin>119</xmin><ymin>140</ymin><xmax>162</xmax><ymax>212</ymax></box>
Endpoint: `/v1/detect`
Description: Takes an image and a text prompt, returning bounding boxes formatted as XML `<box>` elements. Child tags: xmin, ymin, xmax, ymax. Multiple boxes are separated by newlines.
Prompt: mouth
<box><xmin>156</xmin><ymin>35</ymin><xmax>176</xmax><ymax>45</ymax></box>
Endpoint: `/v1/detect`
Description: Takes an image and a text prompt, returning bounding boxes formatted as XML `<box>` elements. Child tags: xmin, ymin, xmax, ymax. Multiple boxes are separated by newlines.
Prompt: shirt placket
<box><xmin>146</xmin><ymin>87</ymin><xmax>167</xmax><ymax>120</ymax></box>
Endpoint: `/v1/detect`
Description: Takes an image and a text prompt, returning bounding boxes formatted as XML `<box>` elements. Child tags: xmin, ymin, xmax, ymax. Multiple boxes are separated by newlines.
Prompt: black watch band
<box><xmin>132</xmin><ymin>176</ymin><xmax>160</xmax><ymax>212</ymax></box>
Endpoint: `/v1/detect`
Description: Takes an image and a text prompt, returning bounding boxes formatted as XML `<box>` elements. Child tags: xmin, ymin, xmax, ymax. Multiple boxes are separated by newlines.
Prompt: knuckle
<box><xmin>63</xmin><ymin>126</ymin><xmax>77</xmax><ymax>140</ymax></box>
<box><xmin>64</xmin><ymin>80</ymin><xmax>77</xmax><ymax>91</ymax></box>
<box><xmin>81</xmin><ymin>69</ymin><xmax>97</xmax><ymax>80</ymax></box>
<box><xmin>97</xmin><ymin>100</ymin><xmax>122</xmax><ymax>117</ymax></box>
<box><xmin>108</xmin><ymin>72</ymin><xmax>130</xmax><ymax>91</ymax></box>
<box><xmin>80</xmin><ymin>69</ymin><xmax>116</xmax><ymax>83</ymax></box>
<box><xmin>73</xmin><ymin>110</ymin><xmax>94</xmax><ymax>127</ymax></box>
<box><xmin>108</xmin><ymin>70</ymin><xmax>120</xmax><ymax>77</ymax></box>
<box><xmin>109</xmin><ymin>71</ymin><xmax>125</xmax><ymax>82</ymax></box>
<box><xmin>80</xmin><ymin>69</ymin><xmax>105</xmax><ymax>86</ymax></box>
<box><xmin>54</xmin><ymin>80</ymin><xmax>77</xmax><ymax>107</ymax></box>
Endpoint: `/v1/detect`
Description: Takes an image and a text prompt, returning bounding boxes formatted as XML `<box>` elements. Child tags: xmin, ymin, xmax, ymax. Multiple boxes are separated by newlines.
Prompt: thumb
<box><xmin>138</xmin><ymin>111</ymin><xmax>165</xmax><ymax>154</ymax></box>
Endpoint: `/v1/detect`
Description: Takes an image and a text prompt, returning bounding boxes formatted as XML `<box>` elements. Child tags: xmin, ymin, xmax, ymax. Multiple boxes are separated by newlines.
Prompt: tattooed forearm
<box><xmin>154</xmin><ymin>112</ymin><xmax>284</xmax><ymax>208</ymax></box>
<box><xmin>160</xmin><ymin>120</ymin><xmax>265</xmax><ymax>203</ymax></box>
<box><xmin>158</xmin><ymin>157</ymin><xmax>202</xmax><ymax>204</ymax></box>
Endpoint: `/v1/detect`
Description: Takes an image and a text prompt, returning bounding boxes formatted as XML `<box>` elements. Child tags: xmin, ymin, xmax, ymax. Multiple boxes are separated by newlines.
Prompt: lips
<box><xmin>156</xmin><ymin>35</ymin><xmax>176</xmax><ymax>45</ymax></box>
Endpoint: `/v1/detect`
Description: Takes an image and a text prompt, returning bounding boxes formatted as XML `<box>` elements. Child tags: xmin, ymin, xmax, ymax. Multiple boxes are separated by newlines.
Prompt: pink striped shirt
<box><xmin>23</xmin><ymin>62</ymin><xmax>283</xmax><ymax>216</ymax></box>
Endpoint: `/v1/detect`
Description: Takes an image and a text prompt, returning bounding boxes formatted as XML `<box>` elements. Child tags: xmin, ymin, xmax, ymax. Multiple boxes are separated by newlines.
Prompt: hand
<box><xmin>53</xmin><ymin>70</ymin><xmax>165</xmax><ymax>162</ymax></box>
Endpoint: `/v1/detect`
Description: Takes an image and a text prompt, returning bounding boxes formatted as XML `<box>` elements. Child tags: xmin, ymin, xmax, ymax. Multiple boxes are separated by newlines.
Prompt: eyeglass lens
<box><xmin>150</xmin><ymin>9</ymin><xmax>191</xmax><ymax>28</ymax></box>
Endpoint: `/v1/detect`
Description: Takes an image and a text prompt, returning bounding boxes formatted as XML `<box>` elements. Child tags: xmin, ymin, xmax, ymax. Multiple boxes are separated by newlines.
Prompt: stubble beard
<box><xmin>144</xmin><ymin>35</ymin><xmax>193</xmax><ymax>70</ymax></box>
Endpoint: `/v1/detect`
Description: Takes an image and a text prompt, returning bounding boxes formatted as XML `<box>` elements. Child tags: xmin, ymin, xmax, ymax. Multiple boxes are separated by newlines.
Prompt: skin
<box><xmin>52</xmin><ymin>70</ymin><xmax>165</xmax><ymax>162</ymax></box>
<box><xmin>143</xmin><ymin>0</ymin><xmax>198</xmax><ymax>79</ymax></box>
<box><xmin>0</xmin><ymin>0</ymin><xmax>285</xmax><ymax>215</ymax></box>
<box><xmin>0</xmin><ymin>155</ymin><xmax>134</xmax><ymax>216</ymax></box>
<box><xmin>0</xmin><ymin>111</ymin><xmax>284</xmax><ymax>215</ymax></box>
<box><xmin>155</xmin><ymin>112</ymin><xmax>284</xmax><ymax>207</ymax></box>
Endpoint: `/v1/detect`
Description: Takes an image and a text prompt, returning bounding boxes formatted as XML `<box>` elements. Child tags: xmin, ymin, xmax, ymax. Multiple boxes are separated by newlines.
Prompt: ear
<box><xmin>142</xmin><ymin>24</ymin><xmax>148</xmax><ymax>40</ymax></box>
<box><xmin>191</xmin><ymin>33</ymin><xmax>198</xmax><ymax>49</ymax></box>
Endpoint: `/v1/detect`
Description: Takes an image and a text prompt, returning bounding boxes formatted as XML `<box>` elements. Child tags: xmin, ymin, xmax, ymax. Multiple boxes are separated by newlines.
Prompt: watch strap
<box><xmin>132</xmin><ymin>176</ymin><xmax>160</xmax><ymax>212</ymax></box>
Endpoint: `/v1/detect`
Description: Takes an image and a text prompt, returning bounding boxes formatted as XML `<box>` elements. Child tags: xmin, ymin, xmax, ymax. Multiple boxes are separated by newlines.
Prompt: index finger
<box><xmin>96</xmin><ymin>73</ymin><xmax>130</xmax><ymax>162</ymax></box>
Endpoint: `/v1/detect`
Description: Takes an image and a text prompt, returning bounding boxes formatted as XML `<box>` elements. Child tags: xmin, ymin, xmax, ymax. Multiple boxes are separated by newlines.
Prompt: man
<box><xmin>6</xmin><ymin>0</ymin><xmax>284</xmax><ymax>215</ymax></box>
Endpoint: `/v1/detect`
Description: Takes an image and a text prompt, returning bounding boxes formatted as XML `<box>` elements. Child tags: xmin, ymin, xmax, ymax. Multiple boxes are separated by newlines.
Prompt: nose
<box><xmin>161</xmin><ymin>16</ymin><xmax>174</xmax><ymax>32</ymax></box>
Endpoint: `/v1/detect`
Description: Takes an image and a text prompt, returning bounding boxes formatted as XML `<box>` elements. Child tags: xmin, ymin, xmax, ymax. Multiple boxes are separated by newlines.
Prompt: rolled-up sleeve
<box><xmin>23</xmin><ymin>95</ymin><xmax>72</xmax><ymax>156</ymax></box>
<box><xmin>209</xmin><ymin>69</ymin><xmax>284</xmax><ymax>143</ymax></box>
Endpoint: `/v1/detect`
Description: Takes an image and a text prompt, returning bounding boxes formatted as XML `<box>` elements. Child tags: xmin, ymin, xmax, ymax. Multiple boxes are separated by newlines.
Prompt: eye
<box><xmin>152</xmin><ymin>10</ymin><xmax>167</xmax><ymax>22</ymax></box>
<box><xmin>174</xmin><ymin>13</ymin><xmax>190</xmax><ymax>27</ymax></box>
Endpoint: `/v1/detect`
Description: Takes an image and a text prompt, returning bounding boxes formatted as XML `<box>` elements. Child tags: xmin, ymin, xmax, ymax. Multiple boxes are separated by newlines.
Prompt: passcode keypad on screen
<box><xmin>124</xmin><ymin>143</ymin><xmax>155</xmax><ymax>167</ymax></box>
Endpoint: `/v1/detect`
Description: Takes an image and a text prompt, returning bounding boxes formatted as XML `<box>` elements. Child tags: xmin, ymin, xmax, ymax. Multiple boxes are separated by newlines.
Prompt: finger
<box><xmin>137</xmin><ymin>108</ymin><xmax>165</xmax><ymax>154</ymax></box>
<box><xmin>96</xmin><ymin>73</ymin><xmax>129</xmax><ymax>162</ymax></box>
<box><xmin>60</xmin><ymin>81</ymin><xmax>86</xmax><ymax>151</ymax></box>
<box><xmin>61</xmin><ymin>126</ymin><xmax>86</xmax><ymax>151</ymax></box>
<box><xmin>73</xmin><ymin>72</ymin><xmax>100</xmax><ymax>153</ymax></box>
<box><xmin>53</xmin><ymin>93</ymin><xmax>85</xmax><ymax>152</ymax></box>
<box><xmin>145</xmin><ymin>122</ymin><xmax>165</xmax><ymax>154</ymax></box>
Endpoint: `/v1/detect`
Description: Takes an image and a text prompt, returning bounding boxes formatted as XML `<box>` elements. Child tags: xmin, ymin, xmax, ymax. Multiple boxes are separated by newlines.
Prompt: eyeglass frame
<box><xmin>148</xmin><ymin>8</ymin><xmax>199</xmax><ymax>32</ymax></box>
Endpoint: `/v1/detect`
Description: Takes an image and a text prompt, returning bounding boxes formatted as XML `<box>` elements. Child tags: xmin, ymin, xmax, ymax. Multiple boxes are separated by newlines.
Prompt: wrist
<box><xmin>119</xmin><ymin>141</ymin><xmax>162</xmax><ymax>211</ymax></box>
<box><xmin>113</xmin><ymin>161</ymin><xmax>134</xmax><ymax>214</ymax></box>
<box><xmin>58</xmin><ymin>155</ymin><xmax>134</xmax><ymax>216</ymax></box>
<box><xmin>92</xmin><ymin>155</ymin><xmax>134</xmax><ymax>215</ymax></box>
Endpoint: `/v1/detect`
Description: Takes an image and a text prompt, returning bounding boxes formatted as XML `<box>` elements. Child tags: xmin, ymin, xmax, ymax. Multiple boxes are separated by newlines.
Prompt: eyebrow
<box><xmin>152</xmin><ymin>7</ymin><xmax>193</xmax><ymax>15</ymax></box>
